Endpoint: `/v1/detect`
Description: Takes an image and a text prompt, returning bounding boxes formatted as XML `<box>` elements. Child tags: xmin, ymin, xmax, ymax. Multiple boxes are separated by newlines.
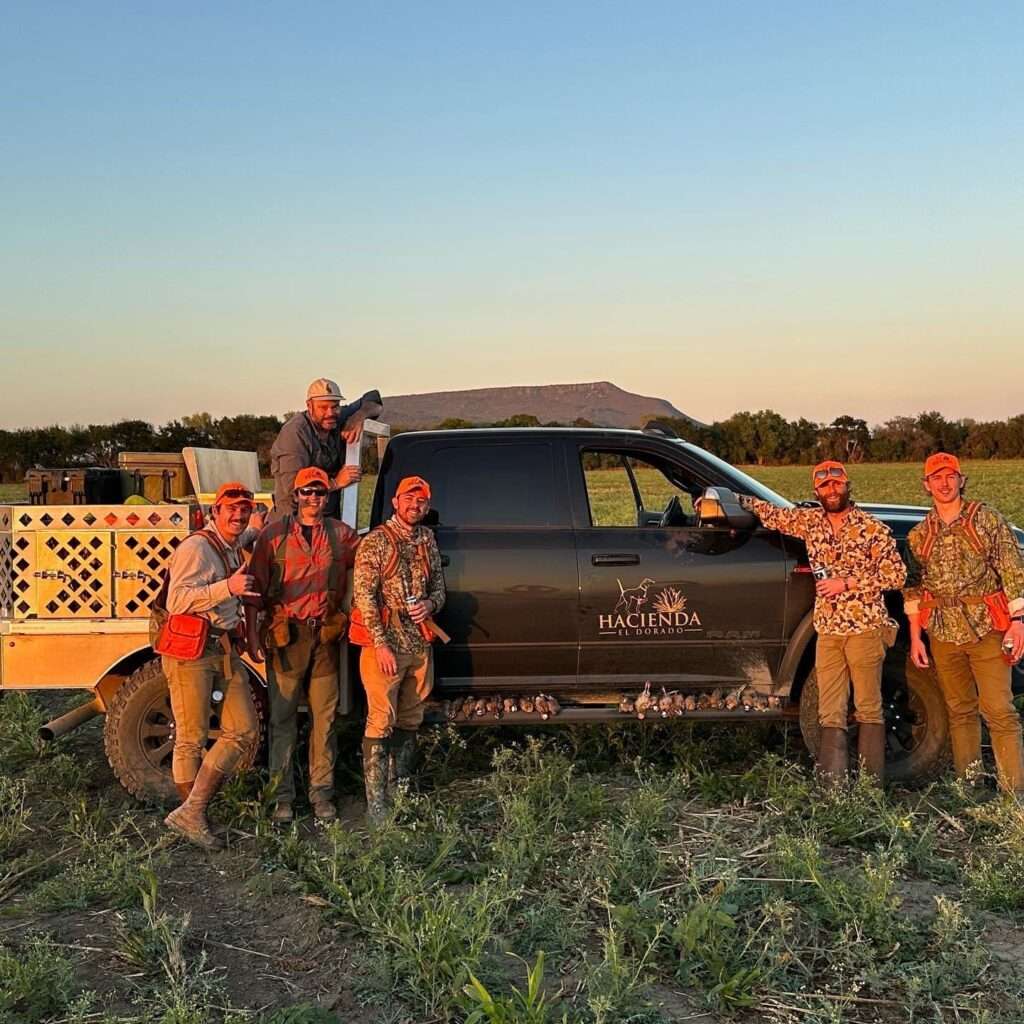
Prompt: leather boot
<box><xmin>948</xmin><ymin>719</ymin><xmax>983</xmax><ymax>779</ymax></box>
<box><xmin>816</xmin><ymin>727</ymin><xmax>848</xmax><ymax>789</ymax></box>
<box><xmin>857</xmin><ymin>723</ymin><xmax>886</xmax><ymax>786</ymax></box>
<box><xmin>362</xmin><ymin>738</ymin><xmax>390</xmax><ymax>825</ymax></box>
<box><xmin>175</xmin><ymin>781</ymin><xmax>193</xmax><ymax>805</ymax></box>
<box><xmin>390</xmin><ymin>729</ymin><xmax>418</xmax><ymax>788</ymax></box>
<box><xmin>164</xmin><ymin>761</ymin><xmax>226</xmax><ymax>851</ymax></box>
<box><xmin>990</xmin><ymin>732</ymin><xmax>1024</xmax><ymax>794</ymax></box>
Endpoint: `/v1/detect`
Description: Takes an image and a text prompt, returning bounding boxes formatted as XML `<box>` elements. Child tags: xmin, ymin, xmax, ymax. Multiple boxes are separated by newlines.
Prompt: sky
<box><xmin>2</xmin><ymin>2</ymin><xmax>1022</xmax><ymax>430</ymax></box>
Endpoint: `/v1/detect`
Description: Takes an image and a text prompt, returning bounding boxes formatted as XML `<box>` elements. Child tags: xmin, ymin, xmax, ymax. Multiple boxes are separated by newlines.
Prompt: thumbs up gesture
<box><xmin>227</xmin><ymin>563</ymin><xmax>259</xmax><ymax>598</ymax></box>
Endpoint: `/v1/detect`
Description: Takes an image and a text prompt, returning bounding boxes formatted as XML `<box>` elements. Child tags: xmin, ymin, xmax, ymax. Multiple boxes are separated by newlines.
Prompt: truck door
<box><xmin>570</xmin><ymin>443</ymin><xmax>789</xmax><ymax>693</ymax></box>
<box><xmin>396</xmin><ymin>437</ymin><xmax>579</xmax><ymax>693</ymax></box>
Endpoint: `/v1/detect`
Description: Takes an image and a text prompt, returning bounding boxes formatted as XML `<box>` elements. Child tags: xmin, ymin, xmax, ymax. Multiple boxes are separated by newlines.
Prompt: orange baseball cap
<box><xmin>924</xmin><ymin>452</ymin><xmax>961</xmax><ymax>478</ymax></box>
<box><xmin>214</xmin><ymin>481</ymin><xmax>255</xmax><ymax>507</ymax></box>
<box><xmin>395</xmin><ymin>475</ymin><xmax>431</xmax><ymax>500</ymax></box>
<box><xmin>812</xmin><ymin>460</ymin><xmax>848</xmax><ymax>485</ymax></box>
<box><xmin>293</xmin><ymin>467</ymin><xmax>330</xmax><ymax>490</ymax></box>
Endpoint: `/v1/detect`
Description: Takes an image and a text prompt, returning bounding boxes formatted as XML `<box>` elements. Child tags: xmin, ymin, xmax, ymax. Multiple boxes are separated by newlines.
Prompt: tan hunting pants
<box><xmin>163</xmin><ymin>640</ymin><xmax>258</xmax><ymax>784</ymax></box>
<box><xmin>930</xmin><ymin>630</ymin><xmax>1024</xmax><ymax>792</ymax></box>
<box><xmin>815</xmin><ymin>630</ymin><xmax>886</xmax><ymax>729</ymax></box>
<box><xmin>359</xmin><ymin>648</ymin><xmax>433</xmax><ymax>739</ymax></box>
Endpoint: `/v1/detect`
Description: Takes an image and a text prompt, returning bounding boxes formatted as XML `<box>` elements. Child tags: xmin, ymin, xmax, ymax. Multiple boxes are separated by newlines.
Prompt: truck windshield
<box><xmin>678</xmin><ymin>443</ymin><xmax>794</xmax><ymax>508</ymax></box>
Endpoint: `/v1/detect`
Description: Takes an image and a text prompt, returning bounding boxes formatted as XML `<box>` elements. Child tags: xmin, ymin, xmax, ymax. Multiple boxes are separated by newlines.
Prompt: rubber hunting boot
<box><xmin>857</xmin><ymin>723</ymin><xmax>886</xmax><ymax>786</ymax></box>
<box><xmin>816</xmin><ymin>727</ymin><xmax>849</xmax><ymax>789</ymax></box>
<box><xmin>362</xmin><ymin>738</ymin><xmax>390</xmax><ymax>825</ymax></box>
<box><xmin>390</xmin><ymin>728</ymin><xmax>418</xmax><ymax>789</ymax></box>
<box><xmin>164</xmin><ymin>761</ymin><xmax>227</xmax><ymax>851</ymax></box>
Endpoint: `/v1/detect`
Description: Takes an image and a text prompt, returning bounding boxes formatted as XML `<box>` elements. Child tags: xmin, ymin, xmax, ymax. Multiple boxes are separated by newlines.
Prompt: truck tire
<box><xmin>103</xmin><ymin>657</ymin><xmax>268</xmax><ymax>804</ymax></box>
<box><xmin>799</xmin><ymin>647</ymin><xmax>949</xmax><ymax>785</ymax></box>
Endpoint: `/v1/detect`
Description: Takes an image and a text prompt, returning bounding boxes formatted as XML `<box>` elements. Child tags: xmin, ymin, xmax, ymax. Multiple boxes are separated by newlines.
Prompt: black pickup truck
<box><xmin>370</xmin><ymin>425</ymin><xmax>1024</xmax><ymax>783</ymax></box>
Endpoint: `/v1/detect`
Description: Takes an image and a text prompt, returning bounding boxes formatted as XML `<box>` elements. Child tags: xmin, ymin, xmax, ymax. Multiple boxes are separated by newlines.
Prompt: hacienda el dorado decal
<box><xmin>598</xmin><ymin>578</ymin><xmax>704</xmax><ymax>637</ymax></box>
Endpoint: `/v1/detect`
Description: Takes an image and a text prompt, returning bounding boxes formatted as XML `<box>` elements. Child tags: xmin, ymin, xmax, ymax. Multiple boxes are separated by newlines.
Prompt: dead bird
<box><xmin>683</xmin><ymin>694</ymin><xmax>698</xmax><ymax>712</ymax></box>
<box><xmin>751</xmin><ymin>693</ymin><xmax>769</xmax><ymax>712</ymax></box>
<box><xmin>740</xmin><ymin>688</ymin><xmax>756</xmax><ymax>711</ymax></box>
<box><xmin>767</xmin><ymin>695</ymin><xmax>782</xmax><ymax>709</ymax></box>
<box><xmin>634</xmin><ymin>682</ymin><xmax>655</xmax><ymax>720</ymax></box>
<box><xmin>503</xmin><ymin>696</ymin><xmax>519</xmax><ymax>715</ymax></box>
<box><xmin>485</xmin><ymin>695</ymin><xmax>501</xmax><ymax>718</ymax></box>
<box><xmin>520</xmin><ymin>696</ymin><xmax>535</xmax><ymax>714</ymax></box>
<box><xmin>658</xmin><ymin>689</ymin><xmax>676</xmax><ymax>718</ymax></box>
<box><xmin>708</xmin><ymin>688</ymin><xmax>724</xmax><ymax>710</ymax></box>
<box><xmin>696</xmin><ymin>692</ymin><xmax>711</xmax><ymax>710</ymax></box>
<box><xmin>724</xmin><ymin>692</ymin><xmax>740</xmax><ymax>711</ymax></box>
<box><xmin>443</xmin><ymin>699</ymin><xmax>459</xmax><ymax>721</ymax></box>
<box><xmin>545</xmin><ymin>694</ymin><xmax>561</xmax><ymax>717</ymax></box>
<box><xmin>618</xmin><ymin>695</ymin><xmax>635</xmax><ymax>715</ymax></box>
<box><xmin>473</xmin><ymin>698</ymin><xmax>489</xmax><ymax>717</ymax></box>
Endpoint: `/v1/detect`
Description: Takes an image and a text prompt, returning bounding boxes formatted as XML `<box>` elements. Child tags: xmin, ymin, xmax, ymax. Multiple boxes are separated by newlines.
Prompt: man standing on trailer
<box><xmin>268</xmin><ymin>378</ymin><xmax>383</xmax><ymax>524</ymax></box>
<box><xmin>737</xmin><ymin>462</ymin><xmax>906</xmax><ymax>785</ymax></box>
<box><xmin>162</xmin><ymin>482</ymin><xmax>261</xmax><ymax>850</ymax></box>
<box><xmin>904</xmin><ymin>452</ymin><xmax>1024</xmax><ymax>793</ymax></box>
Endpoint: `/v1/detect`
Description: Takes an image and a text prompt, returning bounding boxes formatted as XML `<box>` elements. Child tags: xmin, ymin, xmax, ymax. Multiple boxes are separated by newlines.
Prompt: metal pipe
<box><xmin>39</xmin><ymin>697</ymin><xmax>104</xmax><ymax>742</ymax></box>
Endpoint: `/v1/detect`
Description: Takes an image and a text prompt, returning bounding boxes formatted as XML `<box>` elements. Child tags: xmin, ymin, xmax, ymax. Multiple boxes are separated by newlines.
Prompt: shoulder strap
<box><xmin>198</xmin><ymin>529</ymin><xmax>234</xmax><ymax>576</ymax></box>
<box><xmin>918</xmin><ymin>515</ymin><xmax>941</xmax><ymax>562</ymax></box>
<box><xmin>266</xmin><ymin>516</ymin><xmax>291</xmax><ymax>607</ymax></box>
<box><xmin>960</xmin><ymin>501</ymin><xmax>987</xmax><ymax>556</ymax></box>
<box><xmin>323</xmin><ymin>521</ymin><xmax>347</xmax><ymax>610</ymax></box>
<box><xmin>377</xmin><ymin>524</ymin><xmax>401</xmax><ymax>581</ymax></box>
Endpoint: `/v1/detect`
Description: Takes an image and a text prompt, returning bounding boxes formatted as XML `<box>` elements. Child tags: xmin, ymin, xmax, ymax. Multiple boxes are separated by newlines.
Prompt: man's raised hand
<box><xmin>227</xmin><ymin>564</ymin><xmax>259</xmax><ymax>598</ymax></box>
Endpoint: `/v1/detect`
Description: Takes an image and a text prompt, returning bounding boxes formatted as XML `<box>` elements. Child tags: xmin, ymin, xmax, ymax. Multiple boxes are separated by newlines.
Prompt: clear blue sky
<box><xmin>2</xmin><ymin>2</ymin><xmax>1021</xmax><ymax>429</ymax></box>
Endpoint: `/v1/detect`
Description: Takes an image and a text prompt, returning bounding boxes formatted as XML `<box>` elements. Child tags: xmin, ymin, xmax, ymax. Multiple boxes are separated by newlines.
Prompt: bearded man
<box><xmin>739</xmin><ymin>462</ymin><xmax>907</xmax><ymax>785</ymax></box>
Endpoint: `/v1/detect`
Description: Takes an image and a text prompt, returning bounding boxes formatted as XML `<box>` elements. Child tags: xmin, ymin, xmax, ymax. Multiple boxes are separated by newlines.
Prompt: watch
<box><xmin>1012</xmin><ymin>615</ymin><xmax>1024</xmax><ymax>624</ymax></box>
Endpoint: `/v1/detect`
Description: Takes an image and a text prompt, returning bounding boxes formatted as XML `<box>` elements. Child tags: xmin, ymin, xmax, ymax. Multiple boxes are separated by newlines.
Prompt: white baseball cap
<box><xmin>306</xmin><ymin>378</ymin><xmax>345</xmax><ymax>403</ymax></box>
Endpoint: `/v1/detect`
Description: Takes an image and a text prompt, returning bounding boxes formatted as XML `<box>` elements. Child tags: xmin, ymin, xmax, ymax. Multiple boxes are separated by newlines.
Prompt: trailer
<box><xmin>0</xmin><ymin>424</ymin><xmax>389</xmax><ymax>802</ymax></box>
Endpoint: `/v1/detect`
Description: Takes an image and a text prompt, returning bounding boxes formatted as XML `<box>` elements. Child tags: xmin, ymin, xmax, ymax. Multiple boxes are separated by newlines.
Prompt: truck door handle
<box><xmin>591</xmin><ymin>554</ymin><xmax>640</xmax><ymax>566</ymax></box>
<box><xmin>440</xmin><ymin>555</ymin><xmax>450</xmax><ymax>567</ymax></box>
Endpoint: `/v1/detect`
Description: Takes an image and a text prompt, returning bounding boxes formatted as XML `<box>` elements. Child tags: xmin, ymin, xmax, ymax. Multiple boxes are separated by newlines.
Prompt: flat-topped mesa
<box><xmin>382</xmin><ymin>380</ymin><xmax>698</xmax><ymax>430</ymax></box>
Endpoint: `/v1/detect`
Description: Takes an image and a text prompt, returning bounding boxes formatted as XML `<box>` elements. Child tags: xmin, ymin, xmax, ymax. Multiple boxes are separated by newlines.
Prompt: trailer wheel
<box><xmin>799</xmin><ymin>646</ymin><xmax>949</xmax><ymax>785</ymax></box>
<box><xmin>103</xmin><ymin>657</ymin><xmax>268</xmax><ymax>803</ymax></box>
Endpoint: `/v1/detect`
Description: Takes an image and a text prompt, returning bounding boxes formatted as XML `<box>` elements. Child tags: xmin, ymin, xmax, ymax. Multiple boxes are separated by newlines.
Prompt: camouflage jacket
<box><xmin>743</xmin><ymin>499</ymin><xmax>906</xmax><ymax>636</ymax></box>
<box><xmin>353</xmin><ymin>517</ymin><xmax>446</xmax><ymax>653</ymax></box>
<box><xmin>904</xmin><ymin>502</ymin><xmax>1024</xmax><ymax>645</ymax></box>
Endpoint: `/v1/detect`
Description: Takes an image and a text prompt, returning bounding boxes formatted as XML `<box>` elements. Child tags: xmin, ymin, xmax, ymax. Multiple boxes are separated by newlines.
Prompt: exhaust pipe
<box><xmin>39</xmin><ymin>698</ymin><xmax>104</xmax><ymax>742</ymax></box>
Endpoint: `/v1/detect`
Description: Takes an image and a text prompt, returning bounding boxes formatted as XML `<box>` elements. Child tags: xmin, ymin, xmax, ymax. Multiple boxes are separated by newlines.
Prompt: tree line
<box><xmin>2</xmin><ymin>408</ymin><xmax>1023</xmax><ymax>482</ymax></box>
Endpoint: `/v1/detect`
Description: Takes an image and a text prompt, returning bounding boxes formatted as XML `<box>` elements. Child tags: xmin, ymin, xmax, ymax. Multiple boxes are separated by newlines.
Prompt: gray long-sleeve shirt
<box><xmin>165</xmin><ymin>524</ymin><xmax>245</xmax><ymax>630</ymax></box>
<box><xmin>268</xmin><ymin>390</ymin><xmax>382</xmax><ymax>523</ymax></box>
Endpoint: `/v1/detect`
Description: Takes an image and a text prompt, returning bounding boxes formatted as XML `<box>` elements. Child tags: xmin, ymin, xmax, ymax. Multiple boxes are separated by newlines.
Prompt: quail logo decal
<box><xmin>599</xmin><ymin>579</ymin><xmax>704</xmax><ymax>636</ymax></box>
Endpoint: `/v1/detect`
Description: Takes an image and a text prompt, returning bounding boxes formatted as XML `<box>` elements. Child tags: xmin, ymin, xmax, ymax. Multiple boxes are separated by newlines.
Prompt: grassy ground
<box><xmin>3</xmin><ymin>691</ymin><xmax>1024</xmax><ymax>1023</ymax></box>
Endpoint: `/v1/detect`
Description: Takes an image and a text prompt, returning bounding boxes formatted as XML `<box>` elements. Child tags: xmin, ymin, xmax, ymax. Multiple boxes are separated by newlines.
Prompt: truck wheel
<box><xmin>798</xmin><ymin>648</ymin><xmax>949</xmax><ymax>785</ymax></box>
<box><xmin>103</xmin><ymin>658</ymin><xmax>268</xmax><ymax>803</ymax></box>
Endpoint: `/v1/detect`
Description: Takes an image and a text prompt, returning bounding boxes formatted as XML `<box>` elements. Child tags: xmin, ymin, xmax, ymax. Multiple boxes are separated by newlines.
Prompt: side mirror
<box><xmin>698</xmin><ymin>487</ymin><xmax>757</xmax><ymax>531</ymax></box>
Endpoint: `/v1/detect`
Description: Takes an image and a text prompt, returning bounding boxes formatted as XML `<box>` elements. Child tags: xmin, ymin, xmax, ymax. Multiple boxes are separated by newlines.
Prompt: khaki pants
<box><xmin>359</xmin><ymin>647</ymin><xmax>433</xmax><ymax>739</ymax></box>
<box><xmin>267</xmin><ymin>622</ymin><xmax>340</xmax><ymax>804</ymax></box>
<box><xmin>930</xmin><ymin>630</ymin><xmax>1024</xmax><ymax>791</ymax></box>
<box><xmin>163</xmin><ymin>641</ymin><xmax>258</xmax><ymax>784</ymax></box>
<box><xmin>815</xmin><ymin>630</ymin><xmax>886</xmax><ymax>729</ymax></box>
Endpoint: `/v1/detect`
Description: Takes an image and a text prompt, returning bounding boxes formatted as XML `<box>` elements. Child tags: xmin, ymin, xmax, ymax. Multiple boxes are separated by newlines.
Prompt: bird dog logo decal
<box><xmin>598</xmin><ymin>578</ymin><xmax>704</xmax><ymax>637</ymax></box>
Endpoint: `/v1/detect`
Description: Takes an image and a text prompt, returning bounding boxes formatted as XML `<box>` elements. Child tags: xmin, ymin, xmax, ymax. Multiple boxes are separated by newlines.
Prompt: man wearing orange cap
<box><xmin>162</xmin><ymin>483</ymin><xmax>261</xmax><ymax>850</ymax></box>
<box><xmin>904</xmin><ymin>452</ymin><xmax>1024</xmax><ymax>793</ymax></box>
<box><xmin>352</xmin><ymin>475</ymin><xmax>446</xmax><ymax>821</ymax></box>
<box><xmin>268</xmin><ymin>378</ymin><xmax>383</xmax><ymax>524</ymax></box>
<box><xmin>247</xmin><ymin>467</ymin><xmax>360</xmax><ymax>822</ymax></box>
<box><xmin>739</xmin><ymin>462</ymin><xmax>906</xmax><ymax>785</ymax></box>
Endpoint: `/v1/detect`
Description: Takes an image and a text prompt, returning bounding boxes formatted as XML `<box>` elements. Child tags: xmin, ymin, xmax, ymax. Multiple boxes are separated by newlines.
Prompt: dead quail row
<box><xmin>617</xmin><ymin>682</ymin><xmax>783</xmax><ymax>718</ymax></box>
<box><xmin>442</xmin><ymin>694</ymin><xmax>561</xmax><ymax>721</ymax></box>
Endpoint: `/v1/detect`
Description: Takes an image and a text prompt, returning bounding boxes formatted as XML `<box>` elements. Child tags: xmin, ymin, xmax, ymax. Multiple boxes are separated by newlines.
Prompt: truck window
<box><xmin>581</xmin><ymin>450</ymin><xmax>697</xmax><ymax>528</ymax></box>
<box><xmin>428</xmin><ymin>442</ymin><xmax>565</xmax><ymax>528</ymax></box>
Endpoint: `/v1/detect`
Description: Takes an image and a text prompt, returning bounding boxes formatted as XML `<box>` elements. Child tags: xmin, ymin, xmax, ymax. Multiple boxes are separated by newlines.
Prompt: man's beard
<box><xmin>822</xmin><ymin>491</ymin><xmax>851</xmax><ymax>513</ymax></box>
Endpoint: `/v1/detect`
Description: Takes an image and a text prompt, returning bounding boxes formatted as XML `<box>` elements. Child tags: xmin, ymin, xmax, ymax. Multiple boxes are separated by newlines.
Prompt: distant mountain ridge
<box><xmin>381</xmin><ymin>381</ymin><xmax>696</xmax><ymax>430</ymax></box>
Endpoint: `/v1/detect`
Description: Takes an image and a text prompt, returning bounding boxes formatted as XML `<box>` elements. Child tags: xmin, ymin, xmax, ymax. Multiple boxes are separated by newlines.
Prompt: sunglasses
<box><xmin>813</xmin><ymin>467</ymin><xmax>847</xmax><ymax>484</ymax></box>
<box><xmin>296</xmin><ymin>487</ymin><xmax>328</xmax><ymax>498</ymax></box>
<box><xmin>220</xmin><ymin>488</ymin><xmax>254</xmax><ymax>500</ymax></box>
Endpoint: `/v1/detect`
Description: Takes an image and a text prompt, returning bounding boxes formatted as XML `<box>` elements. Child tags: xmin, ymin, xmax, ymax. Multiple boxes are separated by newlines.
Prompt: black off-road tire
<box><xmin>799</xmin><ymin>647</ymin><xmax>949</xmax><ymax>785</ymax></box>
<box><xmin>103</xmin><ymin>657</ymin><xmax>268</xmax><ymax>804</ymax></box>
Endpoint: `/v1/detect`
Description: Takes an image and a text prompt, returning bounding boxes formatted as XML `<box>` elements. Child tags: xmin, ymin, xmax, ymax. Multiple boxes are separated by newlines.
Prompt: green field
<box><xmin>7</xmin><ymin>460</ymin><xmax>1024</xmax><ymax>528</ymax></box>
